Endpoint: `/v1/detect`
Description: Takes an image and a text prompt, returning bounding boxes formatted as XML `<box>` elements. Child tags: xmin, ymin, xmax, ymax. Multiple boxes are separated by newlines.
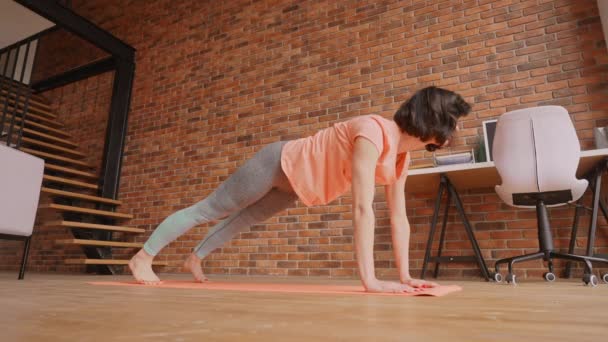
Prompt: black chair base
<box><xmin>492</xmin><ymin>198</ymin><xmax>608</xmax><ymax>286</ymax></box>
<box><xmin>492</xmin><ymin>250</ymin><xmax>608</xmax><ymax>286</ymax></box>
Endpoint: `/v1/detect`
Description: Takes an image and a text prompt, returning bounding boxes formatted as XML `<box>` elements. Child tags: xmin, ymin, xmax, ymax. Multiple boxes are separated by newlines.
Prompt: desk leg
<box><xmin>18</xmin><ymin>236</ymin><xmax>31</xmax><ymax>280</ymax></box>
<box><xmin>586</xmin><ymin>172</ymin><xmax>602</xmax><ymax>262</ymax></box>
<box><xmin>434</xmin><ymin>190</ymin><xmax>451</xmax><ymax>279</ymax></box>
<box><xmin>420</xmin><ymin>181</ymin><xmax>445</xmax><ymax>279</ymax></box>
<box><xmin>447</xmin><ymin>180</ymin><xmax>491</xmax><ymax>281</ymax></box>
<box><xmin>565</xmin><ymin>201</ymin><xmax>582</xmax><ymax>278</ymax></box>
<box><xmin>599</xmin><ymin>198</ymin><xmax>608</xmax><ymax>223</ymax></box>
<box><xmin>565</xmin><ymin>160</ymin><xmax>608</xmax><ymax>278</ymax></box>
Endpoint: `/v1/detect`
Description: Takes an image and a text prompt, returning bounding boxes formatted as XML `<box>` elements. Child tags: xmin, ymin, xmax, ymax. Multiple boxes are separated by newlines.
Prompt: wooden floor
<box><xmin>1</xmin><ymin>272</ymin><xmax>607</xmax><ymax>341</ymax></box>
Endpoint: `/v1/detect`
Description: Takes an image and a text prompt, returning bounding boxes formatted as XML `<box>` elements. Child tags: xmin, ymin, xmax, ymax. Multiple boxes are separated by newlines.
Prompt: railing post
<box><xmin>1</xmin><ymin>49</ymin><xmax>21</xmax><ymax>145</ymax></box>
<box><xmin>7</xmin><ymin>42</ymin><xmax>33</xmax><ymax>150</ymax></box>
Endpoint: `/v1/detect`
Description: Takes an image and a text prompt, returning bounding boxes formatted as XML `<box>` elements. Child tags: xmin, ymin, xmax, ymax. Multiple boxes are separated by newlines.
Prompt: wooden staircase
<box><xmin>1</xmin><ymin>82</ymin><xmax>167</xmax><ymax>269</ymax></box>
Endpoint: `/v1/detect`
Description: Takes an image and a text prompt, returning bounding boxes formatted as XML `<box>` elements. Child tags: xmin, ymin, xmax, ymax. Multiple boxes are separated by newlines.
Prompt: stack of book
<box><xmin>433</xmin><ymin>151</ymin><xmax>474</xmax><ymax>166</ymax></box>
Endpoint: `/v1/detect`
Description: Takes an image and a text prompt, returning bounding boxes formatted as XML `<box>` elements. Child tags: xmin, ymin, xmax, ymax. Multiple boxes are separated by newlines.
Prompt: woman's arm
<box><xmin>385</xmin><ymin>153</ymin><xmax>438</xmax><ymax>288</ymax></box>
<box><xmin>352</xmin><ymin>138</ymin><xmax>416</xmax><ymax>293</ymax></box>
<box><xmin>384</xmin><ymin>156</ymin><xmax>410</xmax><ymax>282</ymax></box>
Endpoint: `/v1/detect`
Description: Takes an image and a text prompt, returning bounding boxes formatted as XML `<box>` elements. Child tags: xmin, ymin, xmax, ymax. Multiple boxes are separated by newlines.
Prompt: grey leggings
<box><xmin>143</xmin><ymin>141</ymin><xmax>298</xmax><ymax>259</ymax></box>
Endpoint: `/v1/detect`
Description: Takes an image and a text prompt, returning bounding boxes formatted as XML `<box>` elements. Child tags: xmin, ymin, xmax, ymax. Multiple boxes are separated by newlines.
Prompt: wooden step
<box><xmin>23</xmin><ymin>127</ymin><xmax>78</xmax><ymax>148</ymax></box>
<box><xmin>21</xmin><ymin>137</ymin><xmax>85</xmax><ymax>157</ymax></box>
<box><xmin>27</xmin><ymin>92</ymin><xmax>50</xmax><ymax>106</ymax></box>
<box><xmin>11</xmin><ymin>115</ymin><xmax>72</xmax><ymax>138</ymax></box>
<box><xmin>43</xmin><ymin>175</ymin><xmax>98</xmax><ymax>190</ymax></box>
<box><xmin>0</xmin><ymin>82</ymin><xmax>29</xmax><ymax>93</ymax></box>
<box><xmin>22</xmin><ymin>148</ymin><xmax>95</xmax><ymax>168</ymax></box>
<box><xmin>39</xmin><ymin>203</ymin><xmax>133</xmax><ymax>219</ymax></box>
<box><xmin>32</xmin><ymin>95</ymin><xmax>50</xmax><ymax>106</ymax></box>
<box><xmin>0</xmin><ymin>89</ymin><xmax>51</xmax><ymax>109</ymax></box>
<box><xmin>1</xmin><ymin>104</ymin><xmax>63</xmax><ymax>128</ymax></box>
<box><xmin>44</xmin><ymin>163</ymin><xmax>97</xmax><ymax>179</ymax></box>
<box><xmin>0</xmin><ymin>81</ymin><xmax>46</xmax><ymax>99</ymax></box>
<box><xmin>0</xmin><ymin>96</ymin><xmax>57</xmax><ymax>119</ymax></box>
<box><xmin>43</xmin><ymin>220</ymin><xmax>144</xmax><ymax>234</ymax></box>
<box><xmin>56</xmin><ymin>239</ymin><xmax>142</xmax><ymax>248</ymax></box>
<box><xmin>20</xmin><ymin>102</ymin><xmax>56</xmax><ymax>119</ymax></box>
<box><xmin>19</xmin><ymin>102</ymin><xmax>56</xmax><ymax>119</ymax></box>
<box><xmin>41</xmin><ymin>187</ymin><xmax>120</xmax><ymax>205</ymax></box>
<box><xmin>27</xmin><ymin>111</ymin><xmax>62</xmax><ymax>128</ymax></box>
<box><xmin>64</xmin><ymin>259</ymin><xmax>168</xmax><ymax>266</ymax></box>
<box><xmin>27</xmin><ymin>90</ymin><xmax>50</xmax><ymax>105</ymax></box>
<box><xmin>31</xmin><ymin>93</ymin><xmax>50</xmax><ymax>105</ymax></box>
<box><xmin>0</xmin><ymin>101</ymin><xmax>57</xmax><ymax>122</ymax></box>
<box><xmin>32</xmin><ymin>93</ymin><xmax>51</xmax><ymax>104</ymax></box>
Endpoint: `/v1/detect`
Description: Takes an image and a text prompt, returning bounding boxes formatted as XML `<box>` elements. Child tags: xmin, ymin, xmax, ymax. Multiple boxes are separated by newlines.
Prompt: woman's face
<box><xmin>425</xmin><ymin>141</ymin><xmax>446</xmax><ymax>152</ymax></box>
<box><xmin>425</xmin><ymin>126</ymin><xmax>459</xmax><ymax>152</ymax></box>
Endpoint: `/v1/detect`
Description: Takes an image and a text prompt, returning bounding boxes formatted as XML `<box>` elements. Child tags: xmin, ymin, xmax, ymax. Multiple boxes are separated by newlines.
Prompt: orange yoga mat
<box><xmin>88</xmin><ymin>280</ymin><xmax>462</xmax><ymax>297</ymax></box>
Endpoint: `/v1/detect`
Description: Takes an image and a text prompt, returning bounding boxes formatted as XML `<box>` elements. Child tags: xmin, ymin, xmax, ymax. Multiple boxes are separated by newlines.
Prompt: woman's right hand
<box><xmin>364</xmin><ymin>279</ymin><xmax>419</xmax><ymax>294</ymax></box>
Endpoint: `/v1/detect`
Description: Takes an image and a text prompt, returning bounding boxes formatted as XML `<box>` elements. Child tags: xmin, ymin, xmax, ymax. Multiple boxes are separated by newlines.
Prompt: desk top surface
<box><xmin>405</xmin><ymin>148</ymin><xmax>608</xmax><ymax>194</ymax></box>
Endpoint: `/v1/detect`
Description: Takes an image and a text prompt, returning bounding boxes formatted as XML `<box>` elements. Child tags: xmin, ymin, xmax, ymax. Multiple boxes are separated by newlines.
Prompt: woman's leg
<box><xmin>129</xmin><ymin>141</ymin><xmax>292</xmax><ymax>284</ymax></box>
<box><xmin>185</xmin><ymin>188</ymin><xmax>298</xmax><ymax>281</ymax></box>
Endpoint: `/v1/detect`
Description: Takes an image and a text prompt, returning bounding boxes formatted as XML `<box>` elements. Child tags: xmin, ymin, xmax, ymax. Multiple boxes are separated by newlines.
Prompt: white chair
<box><xmin>0</xmin><ymin>144</ymin><xmax>44</xmax><ymax>279</ymax></box>
<box><xmin>491</xmin><ymin>106</ymin><xmax>608</xmax><ymax>286</ymax></box>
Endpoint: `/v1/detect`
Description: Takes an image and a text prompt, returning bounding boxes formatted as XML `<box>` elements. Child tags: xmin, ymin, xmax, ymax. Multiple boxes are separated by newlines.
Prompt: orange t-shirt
<box><xmin>280</xmin><ymin>114</ymin><xmax>408</xmax><ymax>206</ymax></box>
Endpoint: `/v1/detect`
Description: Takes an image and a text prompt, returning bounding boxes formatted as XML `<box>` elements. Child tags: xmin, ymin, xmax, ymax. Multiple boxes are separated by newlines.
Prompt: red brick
<box><xmin>507</xmin><ymin>15</ymin><xmax>537</xmax><ymax>27</ymax></box>
<box><xmin>535</xmin><ymin>81</ymin><xmax>569</xmax><ymax>92</ymax></box>
<box><xmin>507</xmin><ymin>240</ymin><xmax>539</xmax><ymax>249</ymax></box>
<box><xmin>515</xmin><ymin>77</ymin><xmax>545</xmax><ymax>88</ymax></box>
<box><xmin>521</xmin><ymin>92</ymin><xmax>553</xmax><ymax>103</ymax></box>
<box><xmin>491</xmin><ymin>230</ymin><xmax>523</xmax><ymax>239</ymax></box>
<box><xmin>490</xmin><ymin>97</ymin><xmax>520</xmax><ymax>108</ymax></box>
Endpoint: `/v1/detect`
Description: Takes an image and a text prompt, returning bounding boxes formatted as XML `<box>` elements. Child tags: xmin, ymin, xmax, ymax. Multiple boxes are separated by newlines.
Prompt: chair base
<box><xmin>492</xmin><ymin>250</ymin><xmax>608</xmax><ymax>286</ymax></box>
<box><xmin>491</xmin><ymin>199</ymin><xmax>608</xmax><ymax>286</ymax></box>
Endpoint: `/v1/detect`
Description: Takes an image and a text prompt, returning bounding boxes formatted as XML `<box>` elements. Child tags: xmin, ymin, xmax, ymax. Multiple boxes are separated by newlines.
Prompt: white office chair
<box><xmin>491</xmin><ymin>106</ymin><xmax>608</xmax><ymax>286</ymax></box>
<box><xmin>0</xmin><ymin>144</ymin><xmax>44</xmax><ymax>279</ymax></box>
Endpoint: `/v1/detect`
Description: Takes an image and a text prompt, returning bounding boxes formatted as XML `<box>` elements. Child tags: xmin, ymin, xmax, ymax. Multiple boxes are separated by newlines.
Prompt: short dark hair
<box><xmin>393</xmin><ymin>86</ymin><xmax>471</xmax><ymax>147</ymax></box>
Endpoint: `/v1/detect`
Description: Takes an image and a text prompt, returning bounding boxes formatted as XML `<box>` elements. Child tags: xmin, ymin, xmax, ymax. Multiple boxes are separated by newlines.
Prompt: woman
<box><xmin>129</xmin><ymin>86</ymin><xmax>471</xmax><ymax>293</ymax></box>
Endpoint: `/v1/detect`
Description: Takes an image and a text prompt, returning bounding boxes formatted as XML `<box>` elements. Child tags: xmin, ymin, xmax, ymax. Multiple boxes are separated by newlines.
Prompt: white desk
<box><xmin>411</xmin><ymin>148</ymin><xmax>608</xmax><ymax>280</ymax></box>
<box><xmin>406</xmin><ymin>148</ymin><xmax>608</xmax><ymax>194</ymax></box>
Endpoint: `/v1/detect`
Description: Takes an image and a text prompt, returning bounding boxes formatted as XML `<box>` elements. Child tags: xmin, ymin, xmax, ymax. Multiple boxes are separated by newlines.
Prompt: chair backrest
<box><xmin>0</xmin><ymin>144</ymin><xmax>44</xmax><ymax>236</ymax></box>
<box><xmin>492</xmin><ymin>106</ymin><xmax>587</xmax><ymax>207</ymax></box>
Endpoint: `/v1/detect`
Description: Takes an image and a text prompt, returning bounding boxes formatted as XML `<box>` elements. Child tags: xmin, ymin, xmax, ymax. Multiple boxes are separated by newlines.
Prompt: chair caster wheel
<box><xmin>602</xmin><ymin>273</ymin><xmax>608</xmax><ymax>284</ymax></box>
<box><xmin>506</xmin><ymin>273</ymin><xmax>517</xmax><ymax>285</ymax></box>
<box><xmin>543</xmin><ymin>272</ymin><xmax>556</xmax><ymax>282</ymax></box>
<box><xmin>583</xmin><ymin>274</ymin><xmax>598</xmax><ymax>287</ymax></box>
<box><xmin>491</xmin><ymin>272</ymin><xmax>503</xmax><ymax>283</ymax></box>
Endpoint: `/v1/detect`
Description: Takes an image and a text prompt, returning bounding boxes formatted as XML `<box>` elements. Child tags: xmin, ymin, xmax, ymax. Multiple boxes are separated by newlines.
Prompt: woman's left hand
<box><xmin>401</xmin><ymin>278</ymin><xmax>439</xmax><ymax>288</ymax></box>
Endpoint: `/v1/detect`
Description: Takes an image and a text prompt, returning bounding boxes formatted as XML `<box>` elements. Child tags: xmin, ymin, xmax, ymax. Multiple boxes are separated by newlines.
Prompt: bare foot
<box><xmin>128</xmin><ymin>249</ymin><xmax>162</xmax><ymax>285</ymax></box>
<box><xmin>184</xmin><ymin>253</ymin><xmax>208</xmax><ymax>282</ymax></box>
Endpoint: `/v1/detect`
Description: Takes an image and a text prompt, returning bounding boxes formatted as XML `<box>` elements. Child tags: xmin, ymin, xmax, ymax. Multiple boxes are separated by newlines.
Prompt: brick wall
<box><xmin>31</xmin><ymin>29</ymin><xmax>108</xmax><ymax>84</ymax></box>
<box><xmin>3</xmin><ymin>0</ymin><xmax>607</xmax><ymax>279</ymax></box>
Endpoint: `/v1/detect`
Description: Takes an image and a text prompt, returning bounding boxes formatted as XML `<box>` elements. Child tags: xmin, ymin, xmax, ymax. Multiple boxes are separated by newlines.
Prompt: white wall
<box><xmin>599</xmin><ymin>0</ymin><xmax>608</xmax><ymax>51</ymax></box>
<box><xmin>0</xmin><ymin>1</ymin><xmax>53</xmax><ymax>84</ymax></box>
<box><xmin>0</xmin><ymin>0</ymin><xmax>53</xmax><ymax>49</ymax></box>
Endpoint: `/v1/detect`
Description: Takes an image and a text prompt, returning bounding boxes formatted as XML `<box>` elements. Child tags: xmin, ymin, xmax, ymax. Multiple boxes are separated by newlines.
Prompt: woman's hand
<box><xmin>401</xmin><ymin>278</ymin><xmax>439</xmax><ymax>288</ymax></box>
<box><xmin>365</xmin><ymin>279</ymin><xmax>419</xmax><ymax>293</ymax></box>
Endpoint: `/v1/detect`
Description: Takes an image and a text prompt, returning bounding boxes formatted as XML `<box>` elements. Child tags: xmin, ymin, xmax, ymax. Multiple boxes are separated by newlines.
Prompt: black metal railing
<box><xmin>7</xmin><ymin>1</ymin><xmax>137</xmax><ymax>275</ymax></box>
<box><xmin>0</xmin><ymin>36</ymin><xmax>38</xmax><ymax>150</ymax></box>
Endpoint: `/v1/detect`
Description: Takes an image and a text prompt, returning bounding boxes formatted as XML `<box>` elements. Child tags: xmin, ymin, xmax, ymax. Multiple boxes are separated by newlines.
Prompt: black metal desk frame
<box><xmin>565</xmin><ymin>157</ymin><xmax>608</xmax><ymax>280</ymax></box>
<box><xmin>420</xmin><ymin>174</ymin><xmax>491</xmax><ymax>281</ymax></box>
